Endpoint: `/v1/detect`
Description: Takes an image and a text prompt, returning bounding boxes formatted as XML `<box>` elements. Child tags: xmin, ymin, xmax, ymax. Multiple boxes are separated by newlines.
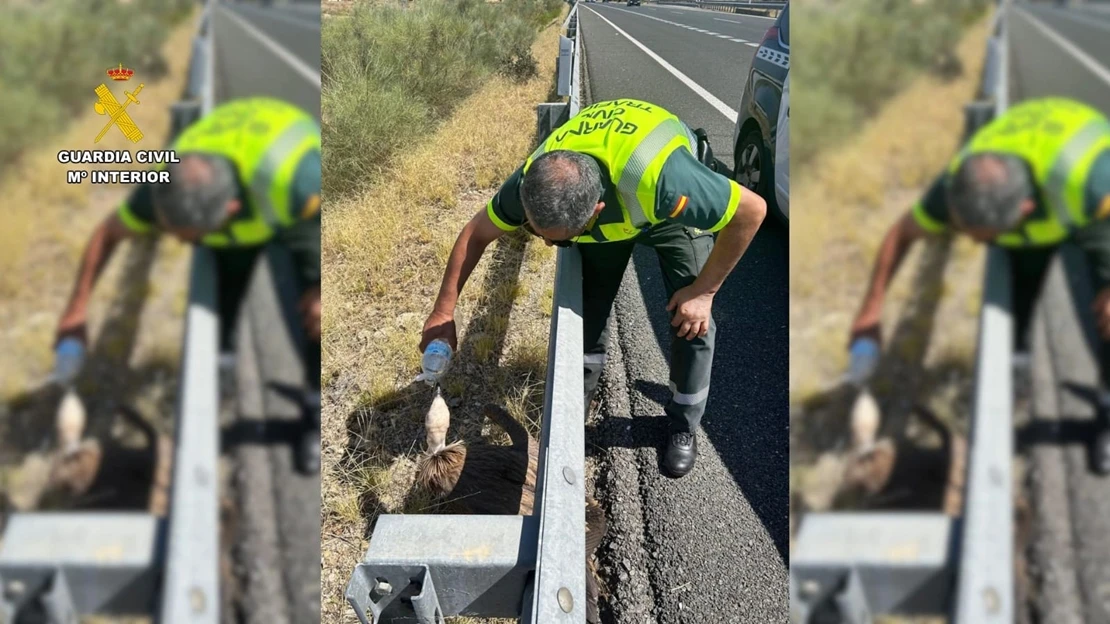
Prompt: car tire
<box><xmin>734</xmin><ymin>127</ymin><xmax>784</xmax><ymax>224</ymax></box>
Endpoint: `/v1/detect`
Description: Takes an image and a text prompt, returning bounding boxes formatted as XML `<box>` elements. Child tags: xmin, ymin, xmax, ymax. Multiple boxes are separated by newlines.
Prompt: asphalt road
<box><xmin>579</xmin><ymin>4</ymin><xmax>789</xmax><ymax>623</ymax></box>
<box><xmin>1007</xmin><ymin>3</ymin><xmax>1110</xmax><ymax>623</ymax></box>
<box><xmin>208</xmin><ymin>3</ymin><xmax>321</xmax><ymax>622</ymax></box>
<box><xmin>212</xmin><ymin>1</ymin><xmax>321</xmax><ymax>119</ymax></box>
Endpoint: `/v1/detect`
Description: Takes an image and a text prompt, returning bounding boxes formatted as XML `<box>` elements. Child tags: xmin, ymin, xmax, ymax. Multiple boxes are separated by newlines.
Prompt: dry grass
<box><xmin>0</xmin><ymin>9</ymin><xmax>198</xmax><ymax>401</ymax></box>
<box><xmin>319</xmin><ymin>14</ymin><xmax>564</xmax><ymax>623</ymax></box>
<box><xmin>789</xmin><ymin>15</ymin><xmax>992</xmax><ymax>513</ymax></box>
<box><xmin>0</xmin><ymin>7</ymin><xmax>197</xmax><ymax>549</ymax></box>
<box><xmin>789</xmin><ymin>14</ymin><xmax>992</xmax><ymax>403</ymax></box>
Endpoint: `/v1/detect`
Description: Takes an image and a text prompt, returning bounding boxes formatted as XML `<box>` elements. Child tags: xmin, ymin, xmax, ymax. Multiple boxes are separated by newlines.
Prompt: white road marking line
<box><xmin>1033</xmin><ymin>3</ymin><xmax>1110</xmax><ymax>36</ymax></box>
<box><xmin>714</xmin><ymin>17</ymin><xmax>747</xmax><ymax>24</ymax></box>
<box><xmin>745</xmin><ymin>42</ymin><xmax>759</xmax><ymax>47</ymax></box>
<box><xmin>720</xmin><ymin>11</ymin><xmax>775</xmax><ymax>21</ymax></box>
<box><xmin>218</xmin><ymin>5</ymin><xmax>321</xmax><ymax>89</ymax></box>
<box><xmin>233</xmin><ymin>3</ymin><xmax>320</xmax><ymax>30</ymax></box>
<box><xmin>606</xmin><ymin>5</ymin><xmax>756</xmax><ymax>47</ymax></box>
<box><xmin>583</xmin><ymin>6</ymin><xmax>738</xmax><ymax>122</ymax></box>
<box><xmin>1015</xmin><ymin>6</ymin><xmax>1110</xmax><ymax>88</ymax></box>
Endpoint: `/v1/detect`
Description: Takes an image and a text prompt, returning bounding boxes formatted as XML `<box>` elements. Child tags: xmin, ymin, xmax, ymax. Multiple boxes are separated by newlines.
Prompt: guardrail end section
<box><xmin>347</xmin><ymin>564</ymin><xmax>444</xmax><ymax>624</ymax></box>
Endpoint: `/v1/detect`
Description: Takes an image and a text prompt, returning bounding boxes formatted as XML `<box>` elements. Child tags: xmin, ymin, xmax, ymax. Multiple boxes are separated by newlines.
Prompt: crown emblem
<box><xmin>107</xmin><ymin>63</ymin><xmax>134</xmax><ymax>81</ymax></box>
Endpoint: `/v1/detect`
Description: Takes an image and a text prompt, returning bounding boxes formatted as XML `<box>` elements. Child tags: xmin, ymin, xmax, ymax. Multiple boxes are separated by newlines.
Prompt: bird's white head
<box><xmin>425</xmin><ymin>386</ymin><xmax>451</xmax><ymax>455</ymax></box>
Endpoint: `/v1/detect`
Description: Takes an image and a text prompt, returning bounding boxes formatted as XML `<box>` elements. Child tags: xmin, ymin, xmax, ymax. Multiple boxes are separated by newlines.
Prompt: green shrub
<box><xmin>0</xmin><ymin>0</ymin><xmax>194</xmax><ymax>164</ymax></box>
<box><xmin>793</xmin><ymin>0</ymin><xmax>992</xmax><ymax>168</ymax></box>
<box><xmin>321</xmin><ymin>0</ymin><xmax>561</xmax><ymax>198</ymax></box>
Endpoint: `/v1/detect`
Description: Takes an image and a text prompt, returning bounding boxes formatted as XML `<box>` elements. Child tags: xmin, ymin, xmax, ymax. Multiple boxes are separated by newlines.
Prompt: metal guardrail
<box><xmin>789</xmin><ymin>2</ymin><xmax>1012</xmax><ymax>623</ymax></box>
<box><xmin>526</xmin><ymin>236</ymin><xmax>586</xmax><ymax>623</ymax></box>
<box><xmin>162</xmin><ymin>0</ymin><xmax>222</xmax><ymax>620</ymax></box>
<box><xmin>159</xmin><ymin>248</ymin><xmax>221</xmax><ymax>624</ymax></box>
<box><xmin>650</xmin><ymin>0</ymin><xmax>787</xmax><ymax>11</ymax></box>
<box><xmin>345</xmin><ymin>5</ymin><xmax>586</xmax><ymax>623</ymax></box>
<box><xmin>0</xmin><ymin>3</ymin><xmax>221</xmax><ymax>622</ymax></box>
<box><xmin>953</xmin><ymin>2</ymin><xmax>1012</xmax><ymax>621</ymax></box>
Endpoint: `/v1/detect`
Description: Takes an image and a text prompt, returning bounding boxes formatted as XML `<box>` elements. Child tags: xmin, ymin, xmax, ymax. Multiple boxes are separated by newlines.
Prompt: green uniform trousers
<box><xmin>580</xmin><ymin>222</ymin><xmax>716</xmax><ymax>432</ymax></box>
<box><xmin>1009</xmin><ymin>218</ymin><xmax>1110</xmax><ymax>389</ymax></box>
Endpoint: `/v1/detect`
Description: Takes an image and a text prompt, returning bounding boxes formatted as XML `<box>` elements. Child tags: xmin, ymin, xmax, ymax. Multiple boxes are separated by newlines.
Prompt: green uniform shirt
<box><xmin>488</xmin><ymin>146</ymin><xmax>737</xmax><ymax>238</ymax></box>
<box><xmin>117</xmin><ymin>150</ymin><xmax>322</xmax><ymax>284</ymax></box>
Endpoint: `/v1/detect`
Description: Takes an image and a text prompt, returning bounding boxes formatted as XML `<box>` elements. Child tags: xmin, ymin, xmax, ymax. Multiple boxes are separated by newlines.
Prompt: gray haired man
<box><xmin>420</xmin><ymin>99</ymin><xmax>768</xmax><ymax>478</ymax></box>
<box><xmin>848</xmin><ymin>97</ymin><xmax>1110</xmax><ymax>473</ymax></box>
<box><xmin>54</xmin><ymin>98</ymin><xmax>323</xmax><ymax>474</ymax></box>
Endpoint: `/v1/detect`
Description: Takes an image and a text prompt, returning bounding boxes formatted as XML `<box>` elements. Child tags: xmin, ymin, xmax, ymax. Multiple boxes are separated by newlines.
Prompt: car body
<box><xmin>773</xmin><ymin>71</ymin><xmax>789</xmax><ymax>218</ymax></box>
<box><xmin>627</xmin><ymin>0</ymin><xmax>641</xmax><ymax>5</ymax></box>
<box><xmin>732</xmin><ymin>3</ymin><xmax>790</xmax><ymax>222</ymax></box>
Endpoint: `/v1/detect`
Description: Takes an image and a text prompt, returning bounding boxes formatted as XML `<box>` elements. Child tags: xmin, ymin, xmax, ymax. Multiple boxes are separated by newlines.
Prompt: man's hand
<box><xmin>55</xmin><ymin>309</ymin><xmax>88</xmax><ymax>347</ymax></box>
<box><xmin>848</xmin><ymin>309</ymin><xmax>882</xmax><ymax>347</ymax></box>
<box><xmin>667</xmin><ymin>285</ymin><xmax>713</xmax><ymax>340</ymax></box>
<box><xmin>420</xmin><ymin>310</ymin><xmax>458</xmax><ymax>352</ymax></box>
<box><xmin>1093</xmin><ymin>286</ymin><xmax>1110</xmax><ymax>339</ymax></box>
<box><xmin>299</xmin><ymin>286</ymin><xmax>321</xmax><ymax>341</ymax></box>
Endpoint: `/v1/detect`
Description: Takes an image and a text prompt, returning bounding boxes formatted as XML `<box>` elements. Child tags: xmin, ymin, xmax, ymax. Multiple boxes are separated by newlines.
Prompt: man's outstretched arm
<box><xmin>56</xmin><ymin>213</ymin><xmax>141</xmax><ymax>344</ymax></box>
<box><xmin>420</xmin><ymin>207</ymin><xmax>508</xmax><ymax>351</ymax></box>
<box><xmin>848</xmin><ymin>210</ymin><xmax>930</xmax><ymax>344</ymax></box>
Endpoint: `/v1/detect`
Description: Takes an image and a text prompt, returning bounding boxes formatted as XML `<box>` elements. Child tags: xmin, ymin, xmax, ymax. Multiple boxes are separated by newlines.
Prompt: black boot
<box><xmin>1092</xmin><ymin>426</ymin><xmax>1110</xmax><ymax>476</ymax></box>
<box><xmin>663</xmin><ymin>426</ymin><xmax>697</xmax><ymax>478</ymax></box>
<box><xmin>296</xmin><ymin>390</ymin><xmax>321</xmax><ymax>475</ymax></box>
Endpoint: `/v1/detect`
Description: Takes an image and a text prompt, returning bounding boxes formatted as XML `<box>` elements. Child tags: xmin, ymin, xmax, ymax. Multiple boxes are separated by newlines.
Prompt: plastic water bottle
<box><xmin>847</xmin><ymin>337</ymin><xmax>880</xmax><ymax>387</ymax></box>
<box><xmin>52</xmin><ymin>337</ymin><xmax>86</xmax><ymax>386</ymax></box>
<box><xmin>415</xmin><ymin>339</ymin><xmax>453</xmax><ymax>386</ymax></box>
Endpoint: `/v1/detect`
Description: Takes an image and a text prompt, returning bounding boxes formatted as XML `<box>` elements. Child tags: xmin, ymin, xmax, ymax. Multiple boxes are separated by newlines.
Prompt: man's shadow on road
<box><xmin>1018</xmin><ymin>244</ymin><xmax>1110</xmax><ymax>471</ymax></box>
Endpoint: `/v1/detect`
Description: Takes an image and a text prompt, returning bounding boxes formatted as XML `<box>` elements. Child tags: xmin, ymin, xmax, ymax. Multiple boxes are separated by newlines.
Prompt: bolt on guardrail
<box><xmin>345</xmin><ymin>5</ymin><xmax>586</xmax><ymax>623</ymax></box>
<box><xmin>789</xmin><ymin>2</ymin><xmax>1012</xmax><ymax>623</ymax></box>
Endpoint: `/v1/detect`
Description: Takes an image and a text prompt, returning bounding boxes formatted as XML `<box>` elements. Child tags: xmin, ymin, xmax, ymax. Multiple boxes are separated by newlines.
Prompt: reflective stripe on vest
<box><xmin>616</xmin><ymin>117</ymin><xmax>691</xmax><ymax>231</ymax></box>
<box><xmin>950</xmin><ymin>98</ymin><xmax>1110</xmax><ymax>248</ymax></box>
<box><xmin>167</xmin><ymin>99</ymin><xmax>319</xmax><ymax>248</ymax></box>
<box><xmin>1045</xmin><ymin>119</ymin><xmax>1110</xmax><ymax>229</ymax></box>
<box><xmin>251</xmin><ymin>118</ymin><xmax>320</xmax><ymax>231</ymax></box>
<box><xmin>525</xmin><ymin>100</ymin><xmax>694</xmax><ymax>243</ymax></box>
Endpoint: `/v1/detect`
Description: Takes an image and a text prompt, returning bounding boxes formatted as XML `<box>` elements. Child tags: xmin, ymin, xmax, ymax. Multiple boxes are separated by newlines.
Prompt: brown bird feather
<box><xmin>44</xmin><ymin>404</ymin><xmax>173</xmax><ymax>515</ymax></box>
<box><xmin>415</xmin><ymin>403</ymin><xmax>607</xmax><ymax>622</ymax></box>
<box><xmin>839</xmin><ymin>404</ymin><xmax>966</xmax><ymax>517</ymax></box>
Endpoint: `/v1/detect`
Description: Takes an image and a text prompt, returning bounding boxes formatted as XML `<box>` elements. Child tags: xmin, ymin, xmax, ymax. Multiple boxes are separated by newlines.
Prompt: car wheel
<box><xmin>734</xmin><ymin>128</ymin><xmax>783</xmax><ymax>223</ymax></box>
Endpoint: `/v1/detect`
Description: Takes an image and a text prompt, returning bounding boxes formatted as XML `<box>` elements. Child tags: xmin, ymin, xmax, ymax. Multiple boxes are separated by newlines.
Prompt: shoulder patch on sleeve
<box><xmin>301</xmin><ymin>194</ymin><xmax>321</xmax><ymax>219</ymax></box>
<box><xmin>669</xmin><ymin>195</ymin><xmax>689</xmax><ymax>219</ymax></box>
<box><xmin>1097</xmin><ymin>195</ymin><xmax>1110</xmax><ymax>221</ymax></box>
